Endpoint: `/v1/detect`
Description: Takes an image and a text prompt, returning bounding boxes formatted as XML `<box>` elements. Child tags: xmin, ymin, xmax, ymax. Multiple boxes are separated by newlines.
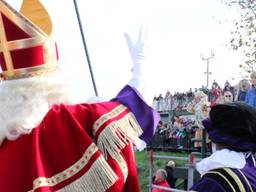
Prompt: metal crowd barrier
<box><xmin>149</xmin><ymin>150</ymin><xmax>202</xmax><ymax>192</ymax></box>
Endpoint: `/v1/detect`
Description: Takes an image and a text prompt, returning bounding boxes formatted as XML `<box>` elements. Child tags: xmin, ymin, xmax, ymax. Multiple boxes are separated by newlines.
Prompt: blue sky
<box><xmin>8</xmin><ymin>0</ymin><xmax>244</xmax><ymax>101</ymax></box>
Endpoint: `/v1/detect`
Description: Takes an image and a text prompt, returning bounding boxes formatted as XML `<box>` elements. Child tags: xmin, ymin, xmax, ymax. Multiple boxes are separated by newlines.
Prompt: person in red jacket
<box><xmin>0</xmin><ymin>1</ymin><xmax>159</xmax><ymax>191</ymax></box>
<box><xmin>152</xmin><ymin>169</ymin><xmax>171</xmax><ymax>192</ymax></box>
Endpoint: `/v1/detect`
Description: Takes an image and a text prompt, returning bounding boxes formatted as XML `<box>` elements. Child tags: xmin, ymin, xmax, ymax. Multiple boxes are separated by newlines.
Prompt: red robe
<box><xmin>0</xmin><ymin>101</ymin><xmax>142</xmax><ymax>192</ymax></box>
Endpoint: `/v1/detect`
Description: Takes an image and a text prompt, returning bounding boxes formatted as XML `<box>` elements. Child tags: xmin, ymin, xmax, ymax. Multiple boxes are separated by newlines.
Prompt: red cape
<box><xmin>0</xmin><ymin>102</ymin><xmax>141</xmax><ymax>192</ymax></box>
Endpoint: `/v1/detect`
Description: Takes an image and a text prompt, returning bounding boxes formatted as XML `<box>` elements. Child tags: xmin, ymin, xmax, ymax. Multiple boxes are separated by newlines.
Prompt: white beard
<box><xmin>0</xmin><ymin>72</ymin><xmax>73</xmax><ymax>146</ymax></box>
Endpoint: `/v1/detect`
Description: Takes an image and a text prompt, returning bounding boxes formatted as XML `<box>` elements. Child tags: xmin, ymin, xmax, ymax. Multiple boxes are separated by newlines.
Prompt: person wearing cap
<box><xmin>190</xmin><ymin>102</ymin><xmax>256</xmax><ymax>191</ymax></box>
<box><xmin>165</xmin><ymin>160</ymin><xmax>177</xmax><ymax>188</ymax></box>
<box><xmin>0</xmin><ymin>1</ymin><xmax>159</xmax><ymax>192</ymax></box>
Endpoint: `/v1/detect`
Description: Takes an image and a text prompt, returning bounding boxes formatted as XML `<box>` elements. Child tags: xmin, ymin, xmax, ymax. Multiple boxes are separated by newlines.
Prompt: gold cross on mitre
<box><xmin>0</xmin><ymin>0</ymin><xmax>58</xmax><ymax>80</ymax></box>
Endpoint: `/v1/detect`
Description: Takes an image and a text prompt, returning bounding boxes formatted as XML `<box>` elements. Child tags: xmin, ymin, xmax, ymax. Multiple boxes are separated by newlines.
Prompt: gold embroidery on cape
<box><xmin>95</xmin><ymin>106</ymin><xmax>143</xmax><ymax>182</ymax></box>
<box><xmin>112</xmin><ymin>148</ymin><xmax>128</xmax><ymax>181</ymax></box>
<box><xmin>57</xmin><ymin>156</ymin><xmax>118</xmax><ymax>192</ymax></box>
<box><xmin>93</xmin><ymin>104</ymin><xmax>127</xmax><ymax>135</ymax></box>
<box><xmin>96</xmin><ymin>111</ymin><xmax>143</xmax><ymax>159</ymax></box>
<box><xmin>29</xmin><ymin>143</ymin><xmax>99</xmax><ymax>191</ymax></box>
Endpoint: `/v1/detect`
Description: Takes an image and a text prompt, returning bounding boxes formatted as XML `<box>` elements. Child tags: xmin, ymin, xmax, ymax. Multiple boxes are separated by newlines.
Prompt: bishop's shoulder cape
<box><xmin>0</xmin><ymin>85</ymin><xmax>160</xmax><ymax>192</ymax></box>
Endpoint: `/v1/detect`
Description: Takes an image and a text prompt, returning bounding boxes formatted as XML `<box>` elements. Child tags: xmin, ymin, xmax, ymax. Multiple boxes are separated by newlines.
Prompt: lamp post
<box><xmin>200</xmin><ymin>50</ymin><xmax>214</xmax><ymax>158</ymax></box>
<box><xmin>200</xmin><ymin>50</ymin><xmax>215</xmax><ymax>88</ymax></box>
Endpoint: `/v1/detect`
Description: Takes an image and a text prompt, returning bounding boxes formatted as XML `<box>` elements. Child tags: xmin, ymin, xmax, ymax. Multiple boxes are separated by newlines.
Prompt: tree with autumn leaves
<box><xmin>222</xmin><ymin>0</ymin><xmax>256</xmax><ymax>74</ymax></box>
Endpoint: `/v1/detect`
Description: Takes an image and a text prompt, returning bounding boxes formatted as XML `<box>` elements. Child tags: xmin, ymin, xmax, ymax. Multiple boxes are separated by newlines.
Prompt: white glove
<box><xmin>134</xmin><ymin>137</ymin><xmax>147</xmax><ymax>151</ymax></box>
<box><xmin>125</xmin><ymin>27</ymin><xmax>148</xmax><ymax>94</ymax></box>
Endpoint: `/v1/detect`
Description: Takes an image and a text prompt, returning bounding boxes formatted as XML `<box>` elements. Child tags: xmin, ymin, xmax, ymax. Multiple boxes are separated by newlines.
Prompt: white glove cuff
<box><xmin>134</xmin><ymin>137</ymin><xmax>147</xmax><ymax>151</ymax></box>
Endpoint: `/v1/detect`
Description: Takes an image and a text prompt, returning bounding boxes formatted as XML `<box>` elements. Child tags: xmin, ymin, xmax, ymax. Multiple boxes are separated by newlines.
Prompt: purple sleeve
<box><xmin>190</xmin><ymin>177</ymin><xmax>226</xmax><ymax>192</ymax></box>
<box><xmin>112</xmin><ymin>85</ymin><xmax>160</xmax><ymax>143</ymax></box>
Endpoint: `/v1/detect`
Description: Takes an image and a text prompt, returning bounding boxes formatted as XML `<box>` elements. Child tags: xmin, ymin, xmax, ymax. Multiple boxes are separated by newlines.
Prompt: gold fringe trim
<box><xmin>93</xmin><ymin>104</ymin><xmax>127</xmax><ymax>135</ymax></box>
<box><xmin>28</xmin><ymin>143</ymin><xmax>118</xmax><ymax>192</ymax></box>
<box><xmin>115</xmin><ymin>153</ymin><xmax>128</xmax><ymax>181</ymax></box>
<box><xmin>57</xmin><ymin>156</ymin><xmax>118</xmax><ymax>192</ymax></box>
<box><xmin>97</xmin><ymin>112</ymin><xmax>143</xmax><ymax>160</ymax></box>
<box><xmin>30</xmin><ymin>143</ymin><xmax>98</xmax><ymax>191</ymax></box>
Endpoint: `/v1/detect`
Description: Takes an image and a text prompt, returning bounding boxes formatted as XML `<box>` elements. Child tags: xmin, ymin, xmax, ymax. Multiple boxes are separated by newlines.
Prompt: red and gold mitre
<box><xmin>0</xmin><ymin>0</ymin><xmax>58</xmax><ymax>80</ymax></box>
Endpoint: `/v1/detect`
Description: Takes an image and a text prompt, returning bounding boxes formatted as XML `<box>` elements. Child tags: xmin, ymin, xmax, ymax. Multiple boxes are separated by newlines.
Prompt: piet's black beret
<box><xmin>203</xmin><ymin>102</ymin><xmax>256</xmax><ymax>152</ymax></box>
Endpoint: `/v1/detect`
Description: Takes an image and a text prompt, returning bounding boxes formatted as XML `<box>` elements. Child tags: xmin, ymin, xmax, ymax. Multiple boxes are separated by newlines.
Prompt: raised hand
<box><xmin>125</xmin><ymin>26</ymin><xmax>149</xmax><ymax>94</ymax></box>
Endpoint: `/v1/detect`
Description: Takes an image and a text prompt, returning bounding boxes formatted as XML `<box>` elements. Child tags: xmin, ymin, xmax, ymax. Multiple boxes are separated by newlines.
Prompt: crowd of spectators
<box><xmin>151</xmin><ymin>76</ymin><xmax>254</xmax><ymax>151</ymax></box>
<box><xmin>151</xmin><ymin>116</ymin><xmax>199</xmax><ymax>150</ymax></box>
<box><xmin>152</xmin><ymin>89</ymin><xmax>194</xmax><ymax>112</ymax></box>
<box><xmin>151</xmin><ymin>72</ymin><xmax>256</xmax><ymax>191</ymax></box>
<box><xmin>152</xmin><ymin>77</ymin><xmax>253</xmax><ymax>113</ymax></box>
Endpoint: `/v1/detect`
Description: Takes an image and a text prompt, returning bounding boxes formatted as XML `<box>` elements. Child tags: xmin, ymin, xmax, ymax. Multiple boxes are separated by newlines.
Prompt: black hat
<box><xmin>202</xmin><ymin>102</ymin><xmax>256</xmax><ymax>152</ymax></box>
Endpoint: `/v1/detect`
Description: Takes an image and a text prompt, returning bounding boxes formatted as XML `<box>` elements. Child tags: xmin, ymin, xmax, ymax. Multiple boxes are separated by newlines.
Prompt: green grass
<box><xmin>135</xmin><ymin>150</ymin><xmax>189</xmax><ymax>192</ymax></box>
